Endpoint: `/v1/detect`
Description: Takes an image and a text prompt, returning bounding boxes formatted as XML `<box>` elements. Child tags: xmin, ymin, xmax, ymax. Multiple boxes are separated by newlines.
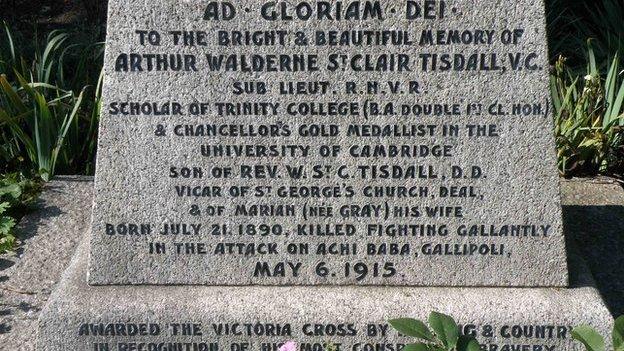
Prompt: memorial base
<box><xmin>38</xmin><ymin>237</ymin><xmax>613</xmax><ymax>351</ymax></box>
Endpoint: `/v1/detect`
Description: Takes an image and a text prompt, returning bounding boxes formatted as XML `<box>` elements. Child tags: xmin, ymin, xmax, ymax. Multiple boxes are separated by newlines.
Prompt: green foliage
<box><xmin>0</xmin><ymin>202</ymin><xmax>17</xmax><ymax>253</ymax></box>
<box><xmin>570</xmin><ymin>316</ymin><xmax>624</xmax><ymax>351</ymax></box>
<box><xmin>547</xmin><ymin>0</ymin><xmax>624</xmax><ymax>71</ymax></box>
<box><xmin>389</xmin><ymin>318</ymin><xmax>434</xmax><ymax>342</ymax></box>
<box><xmin>389</xmin><ymin>312</ymin><xmax>479</xmax><ymax>351</ymax></box>
<box><xmin>0</xmin><ymin>22</ymin><xmax>103</xmax><ymax>180</ymax></box>
<box><xmin>391</xmin><ymin>314</ymin><xmax>624</xmax><ymax>351</ymax></box>
<box><xmin>614</xmin><ymin>317</ymin><xmax>624</xmax><ymax>351</ymax></box>
<box><xmin>572</xmin><ymin>326</ymin><xmax>606</xmax><ymax>351</ymax></box>
<box><xmin>0</xmin><ymin>173</ymin><xmax>41</xmax><ymax>253</ymax></box>
<box><xmin>550</xmin><ymin>42</ymin><xmax>624</xmax><ymax>177</ymax></box>
<box><xmin>1</xmin><ymin>3</ymin><xmax>623</xmax><ymax>183</ymax></box>
<box><xmin>428</xmin><ymin>312</ymin><xmax>460</xmax><ymax>350</ymax></box>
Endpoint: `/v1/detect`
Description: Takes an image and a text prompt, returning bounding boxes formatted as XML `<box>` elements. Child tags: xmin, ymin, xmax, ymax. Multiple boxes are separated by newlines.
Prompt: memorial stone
<box><xmin>89</xmin><ymin>0</ymin><xmax>567</xmax><ymax>286</ymax></box>
<box><xmin>37</xmin><ymin>1</ymin><xmax>614</xmax><ymax>350</ymax></box>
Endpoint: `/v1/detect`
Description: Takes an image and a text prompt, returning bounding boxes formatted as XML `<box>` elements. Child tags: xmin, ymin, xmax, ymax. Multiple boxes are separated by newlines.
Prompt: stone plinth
<box><xmin>38</xmin><ymin>237</ymin><xmax>611</xmax><ymax>350</ymax></box>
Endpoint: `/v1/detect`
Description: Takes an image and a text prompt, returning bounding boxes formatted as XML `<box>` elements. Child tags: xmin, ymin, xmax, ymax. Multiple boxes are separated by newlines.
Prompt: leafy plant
<box><xmin>0</xmin><ymin>201</ymin><xmax>16</xmax><ymax>253</ymax></box>
<box><xmin>547</xmin><ymin>0</ymin><xmax>624</xmax><ymax>71</ymax></box>
<box><xmin>389</xmin><ymin>312</ymin><xmax>480</xmax><ymax>351</ymax></box>
<box><xmin>550</xmin><ymin>42</ymin><xmax>624</xmax><ymax>177</ymax></box>
<box><xmin>0</xmin><ymin>22</ymin><xmax>104</xmax><ymax>179</ymax></box>
<box><xmin>391</xmin><ymin>314</ymin><xmax>624</xmax><ymax>351</ymax></box>
<box><xmin>0</xmin><ymin>173</ymin><xmax>41</xmax><ymax>253</ymax></box>
<box><xmin>0</xmin><ymin>73</ymin><xmax>87</xmax><ymax>180</ymax></box>
<box><xmin>571</xmin><ymin>316</ymin><xmax>624</xmax><ymax>351</ymax></box>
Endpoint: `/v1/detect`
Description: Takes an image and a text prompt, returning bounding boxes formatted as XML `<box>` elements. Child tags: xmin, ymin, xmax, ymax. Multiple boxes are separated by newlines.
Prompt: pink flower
<box><xmin>279</xmin><ymin>341</ymin><xmax>297</xmax><ymax>351</ymax></box>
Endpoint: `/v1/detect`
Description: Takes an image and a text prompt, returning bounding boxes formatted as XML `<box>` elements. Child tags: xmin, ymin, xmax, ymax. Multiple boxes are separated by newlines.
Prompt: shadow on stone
<box><xmin>0</xmin><ymin>307</ymin><xmax>11</xmax><ymax>334</ymax></box>
<box><xmin>17</xmin><ymin>301</ymin><xmax>39</xmax><ymax>313</ymax></box>
<box><xmin>563</xmin><ymin>204</ymin><xmax>624</xmax><ymax>317</ymax></box>
<box><xmin>0</xmin><ymin>302</ymin><xmax>38</xmax><ymax>335</ymax></box>
<box><xmin>0</xmin><ymin>259</ymin><xmax>15</xmax><ymax>273</ymax></box>
<box><xmin>0</xmin><ymin>309</ymin><xmax>11</xmax><ymax>317</ymax></box>
<box><xmin>14</xmin><ymin>204</ymin><xmax>63</xmax><ymax>247</ymax></box>
<box><xmin>0</xmin><ymin>322</ymin><xmax>12</xmax><ymax>334</ymax></box>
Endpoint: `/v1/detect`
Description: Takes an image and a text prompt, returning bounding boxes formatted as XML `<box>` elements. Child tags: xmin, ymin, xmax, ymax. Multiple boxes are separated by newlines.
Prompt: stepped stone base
<box><xmin>38</xmin><ymin>236</ymin><xmax>612</xmax><ymax>351</ymax></box>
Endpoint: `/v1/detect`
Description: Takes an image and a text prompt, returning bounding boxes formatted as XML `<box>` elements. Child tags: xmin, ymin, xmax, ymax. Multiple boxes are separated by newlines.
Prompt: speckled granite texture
<box><xmin>89</xmin><ymin>0</ymin><xmax>568</xmax><ymax>286</ymax></box>
<box><xmin>0</xmin><ymin>178</ymin><xmax>619</xmax><ymax>350</ymax></box>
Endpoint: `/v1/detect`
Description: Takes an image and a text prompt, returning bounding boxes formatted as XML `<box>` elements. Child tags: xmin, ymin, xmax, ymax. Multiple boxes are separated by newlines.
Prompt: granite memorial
<box><xmin>89</xmin><ymin>0</ymin><xmax>567</xmax><ymax>286</ymax></box>
<box><xmin>37</xmin><ymin>0</ymin><xmax>613</xmax><ymax>350</ymax></box>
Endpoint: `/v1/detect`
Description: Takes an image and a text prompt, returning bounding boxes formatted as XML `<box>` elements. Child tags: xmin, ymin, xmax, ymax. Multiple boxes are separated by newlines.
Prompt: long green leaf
<box><xmin>457</xmin><ymin>336</ymin><xmax>480</xmax><ymax>351</ymax></box>
<box><xmin>0</xmin><ymin>74</ymin><xmax>27</xmax><ymax>113</ymax></box>
<box><xmin>51</xmin><ymin>88</ymin><xmax>85</xmax><ymax>176</ymax></box>
<box><xmin>605</xmin><ymin>55</ymin><xmax>619</xmax><ymax>116</ymax></box>
<box><xmin>614</xmin><ymin>316</ymin><xmax>624</xmax><ymax>351</ymax></box>
<box><xmin>38</xmin><ymin>32</ymin><xmax>69</xmax><ymax>84</ymax></box>
<box><xmin>389</xmin><ymin>318</ymin><xmax>434</xmax><ymax>342</ymax></box>
<box><xmin>15</xmin><ymin>72</ymin><xmax>53</xmax><ymax>180</ymax></box>
<box><xmin>571</xmin><ymin>326</ymin><xmax>605</xmax><ymax>351</ymax></box>
<box><xmin>0</xmin><ymin>107</ymin><xmax>36</xmax><ymax>161</ymax></box>
<box><xmin>608</xmin><ymin>78</ymin><xmax>624</xmax><ymax>127</ymax></box>
<box><xmin>428</xmin><ymin>312</ymin><xmax>459</xmax><ymax>351</ymax></box>
<box><xmin>403</xmin><ymin>343</ymin><xmax>435</xmax><ymax>351</ymax></box>
<box><xmin>588</xmin><ymin>40</ymin><xmax>598</xmax><ymax>77</ymax></box>
<box><xmin>2</xmin><ymin>21</ymin><xmax>16</xmax><ymax>63</ymax></box>
<box><xmin>550</xmin><ymin>75</ymin><xmax>562</xmax><ymax>113</ymax></box>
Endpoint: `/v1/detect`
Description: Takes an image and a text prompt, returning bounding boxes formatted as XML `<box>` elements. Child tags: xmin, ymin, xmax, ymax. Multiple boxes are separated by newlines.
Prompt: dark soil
<box><xmin>0</xmin><ymin>0</ymin><xmax>106</xmax><ymax>27</ymax></box>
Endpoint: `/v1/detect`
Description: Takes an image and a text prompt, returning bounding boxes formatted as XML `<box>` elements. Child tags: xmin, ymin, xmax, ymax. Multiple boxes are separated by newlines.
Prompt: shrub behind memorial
<box><xmin>0</xmin><ymin>173</ymin><xmax>41</xmax><ymax>253</ymax></box>
<box><xmin>547</xmin><ymin>0</ymin><xmax>624</xmax><ymax>71</ymax></box>
<box><xmin>550</xmin><ymin>43</ymin><xmax>624</xmax><ymax>177</ymax></box>
<box><xmin>0</xmin><ymin>22</ymin><xmax>103</xmax><ymax>180</ymax></box>
<box><xmin>2</xmin><ymin>0</ymin><xmax>624</xmax><ymax>180</ymax></box>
